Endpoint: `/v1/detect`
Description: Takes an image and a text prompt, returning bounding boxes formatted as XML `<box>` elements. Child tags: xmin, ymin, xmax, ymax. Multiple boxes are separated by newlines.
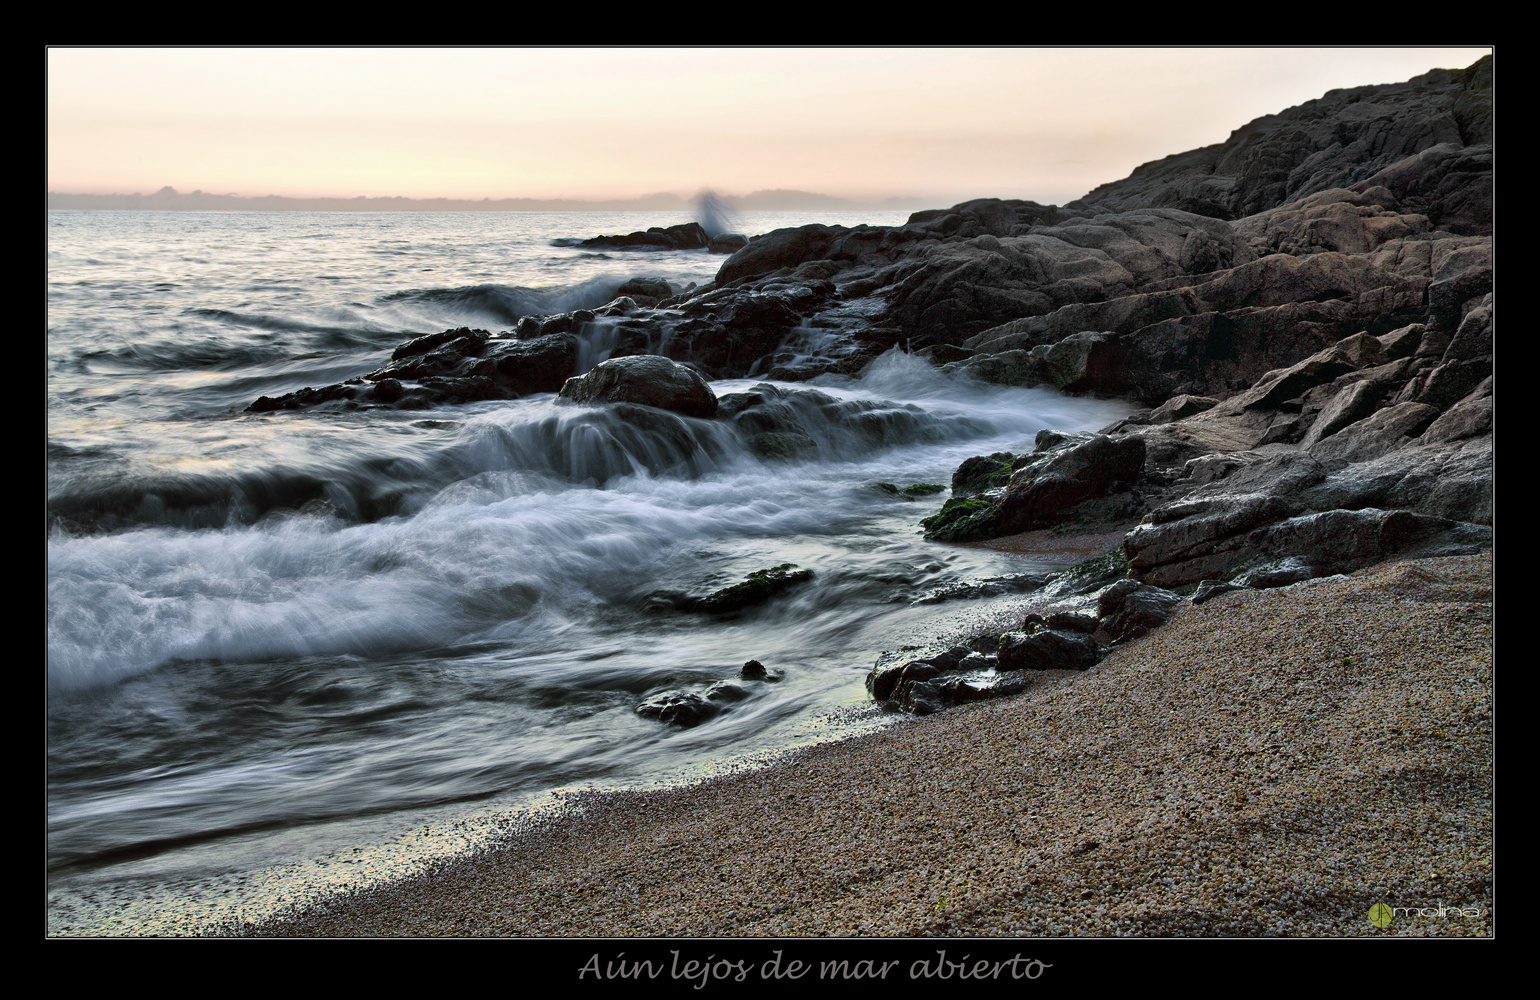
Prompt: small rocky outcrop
<box><xmin>577</xmin><ymin>222</ymin><xmax>713</xmax><ymax>251</ymax></box>
<box><xmin>247</xmin><ymin>328</ymin><xmax>582</xmax><ymax>412</ymax></box>
<box><xmin>923</xmin><ymin>431</ymin><xmax>1146</xmax><ymax>542</ymax></box>
<box><xmin>689</xmin><ymin>564</ymin><xmax>814</xmax><ymax>614</ymax></box>
<box><xmin>558</xmin><ymin>355</ymin><xmax>719</xmax><ymax>419</ymax></box>
<box><xmin>636</xmin><ymin>660</ymin><xmax>781</xmax><ymax>728</ymax></box>
<box><xmin>866</xmin><ymin>575</ymin><xmax>1184</xmax><ymax>716</ymax></box>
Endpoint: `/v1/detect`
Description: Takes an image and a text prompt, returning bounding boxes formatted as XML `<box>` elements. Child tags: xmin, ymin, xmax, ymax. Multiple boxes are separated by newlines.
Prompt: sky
<box><xmin>47</xmin><ymin>47</ymin><xmax>1493</xmax><ymax>206</ymax></box>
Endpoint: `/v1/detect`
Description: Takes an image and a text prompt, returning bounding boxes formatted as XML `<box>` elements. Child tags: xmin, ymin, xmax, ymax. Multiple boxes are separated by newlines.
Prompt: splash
<box><xmin>694</xmin><ymin>189</ymin><xmax>736</xmax><ymax>238</ymax></box>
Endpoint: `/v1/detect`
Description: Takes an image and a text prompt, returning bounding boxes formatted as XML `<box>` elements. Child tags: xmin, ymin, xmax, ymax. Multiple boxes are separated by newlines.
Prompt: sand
<box><xmin>255</xmin><ymin>550</ymin><xmax>1493</xmax><ymax>938</ymax></box>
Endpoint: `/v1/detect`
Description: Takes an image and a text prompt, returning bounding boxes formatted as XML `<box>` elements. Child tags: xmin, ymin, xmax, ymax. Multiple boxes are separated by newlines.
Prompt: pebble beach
<box><xmin>256</xmin><ymin>550</ymin><xmax>1492</xmax><ymax>938</ymax></box>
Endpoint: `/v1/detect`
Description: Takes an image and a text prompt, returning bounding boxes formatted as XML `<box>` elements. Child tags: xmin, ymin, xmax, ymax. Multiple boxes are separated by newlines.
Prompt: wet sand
<box><xmin>255</xmin><ymin>551</ymin><xmax>1492</xmax><ymax>938</ymax></box>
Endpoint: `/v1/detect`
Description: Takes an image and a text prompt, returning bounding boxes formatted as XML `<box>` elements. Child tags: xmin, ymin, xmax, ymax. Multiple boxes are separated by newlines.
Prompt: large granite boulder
<box><xmin>558</xmin><ymin>355</ymin><xmax>718</xmax><ymax>419</ymax></box>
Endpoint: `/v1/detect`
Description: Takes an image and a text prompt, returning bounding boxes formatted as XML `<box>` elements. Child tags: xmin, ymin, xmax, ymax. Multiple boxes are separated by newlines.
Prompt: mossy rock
<box><xmin>921</xmin><ymin>496</ymin><xmax>999</xmax><ymax>542</ymax></box>
<box><xmin>868</xmin><ymin>481</ymin><xmax>947</xmax><ymax>501</ymax></box>
<box><xmin>1056</xmin><ymin>545</ymin><xmax>1131</xmax><ymax>592</ymax></box>
<box><xmin>950</xmin><ymin>452</ymin><xmax>1018</xmax><ymax>496</ymax></box>
<box><xmin>866</xmin><ymin>482</ymin><xmax>911</xmax><ymax>500</ymax></box>
<box><xmin>693</xmin><ymin>563</ymin><xmax>815</xmax><ymax>614</ymax></box>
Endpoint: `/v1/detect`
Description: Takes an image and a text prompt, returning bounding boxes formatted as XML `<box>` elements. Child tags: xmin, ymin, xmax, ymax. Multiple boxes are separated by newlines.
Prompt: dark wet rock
<box><xmin>895</xmin><ymin>679</ymin><xmax>948</xmax><ymax>716</ymax></box>
<box><xmin>1123</xmin><ymin>475</ymin><xmax>1315</xmax><ymax>589</ymax></box>
<box><xmin>950</xmin><ymin>452</ymin><xmax>1023</xmax><ymax>496</ymax></box>
<box><xmin>930</xmin><ymin>670</ymin><xmax>1031</xmax><ymax>705</ymax></box>
<box><xmin>738</xmin><ymin>659</ymin><xmax>781</xmax><ymax>682</ymax></box>
<box><xmin>911</xmin><ymin>573</ymin><xmax>1054</xmax><ymax>605</ymax></box>
<box><xmin>867</xmin><ymin>481</ymin><xmax>949</xmax><ymax>502</ymax></box>
<box><xmin>1351</xmin><ymin>141</ymin><xmax>1492</xmax><ymax>236</ymax></box>
<box><xmin>708</xmin><ymin>233</ymin><xmax>749</xmax><ymax>254</ymax></box>
<box><xmin>1426</xmin><ymin>242</ymin><xmax>1493</xmax><ymax>331</ymax></box>
<box><xmin>1379</xmin><ymin>323</ymin><xmax>1425</xmax><ymax>361</ymax></box>
<box><xmin>1231</xmin><ymin>557</ymin><xmax>1319</xmax><ymax>589</ymax></box>
<box><xmin>1129</xmin><ymin>486</ymin><xmax>1489</xmax><ymax>589</ymax></box>
<box><xmin>996</xmin><ymin>628</ymin><xmax>1104</xmax><ymax>671</ymax></box>
<box><xmin>1042</xmin><ymin>546</ymin><xmax>1132</xmax><ymax>598</ymax></box>
<box><xmin>614</xmin><ymin>277</ymin><xmax>675</xmax><ymax>306</ymax></box>
<box><xmin>920</xmin><ymin>496</ymin><xmax>999</xmax><ymax>542</ymax></box>
<box><xmin>1299</xmin><ymin>377</ymin><xmax>1393</xmax><ymax>448</ymax></box>
<box><xmin>704</xmin><ymin>680</ymin><xmax>750</xmax><ymax>703</ymax></box>
<box><xmin>867</xmin><ymin>482</ymin><xmax>910</xmax><ymax>500</ymax></box>
<box><xmin>714</xmin><ymin>224</ymin><xmax>846</xmax><ymax>286</ymax></box>
<box><xmin>558</xmin><ymin>355</ymin><xmax>718</xmax><ymax>419</ymax></box>
<box><xmin>580</xmin><ymin>222</ymin><xmax>711</xmax><ymax>251</ymax></box>
<box><xmin>853</xmin><ymin>61</ymin><xmax>1491</xmax><ymax>716</ymax></box>
<box><xmin>1045</xmin><ymin>611</ymin><xmax>1100</xmax><ymax>634</ymax></box>
<box><xmin>940</xmin><ymin>349</ymin><xmax>1042</xmax><ymax>388</ymax></box>
<box><xmin>965</xmin><ymin>634</ymin><xmax>1002</xmax><ymax>656</ymax></box>
<box><xmin>866</xmin><ymin>659</ymin><xmax>942</xmax><ymax>702</ymax></box>
<box><xmin>1096</xmin><ymin>581</ymin><xmax>1182</xmax><ymax>643</ymax></box>
<box><xmin>1413</xmin><ymin>357</ymin><xmax>1492</xmax><ymax>413</ymax></box>
<box><xmin>747</xmin><ymin>431</ymin><xmax>819</xmax><ymax>461</ymax></box>
<box><xmin>664</xmin><ymin>290</ymin><xmax>810</xmax><ymax>377</ymax></box>
<box><xmin>992</xmin><ymin>434</ymin><xmax>1147</xmax><ymax>536</ymax></box>
<box><xmin>917</xmin><ymin>343</ymin><xmax>975</xmax><ymax>365</ymax></box>
<box><xmin>691</xmin><ymin>564</ymin><xmax>814</xmax><ymax>614</ymax></box>
<box><xmin>390</xmin><ymin>327</ymin><xmax>490</xmax><ymax>362</ymax></box>
<box><xmin>866</xmin><ymin>639</ymin><xmax>1035</xmax><ymax>714</ymax></box>
<box><xmin>924</xmin><ymin>433</ymin><xmax>1145</xmax><ymax>542</ymax></box>
<box><xmin>885</xmin><ymin>667</ymin><xmax>1031</xmax><ymax>715</ymax></box>
<box><xmin>636</xmin><ymin>690</ymin><xmax>723</xmax><ymax>727</ymax></box>
<box><xmin>1232</xmin><ymin>188</ymin><xmax>1433</xmax><ymax>257</ymax></box>
<box><xmin>956</xmin><ymin>652</ymin><xmax>992</xmax><ymax>671</ymax></box>
<box><xmin>1193</xmin><ymin>580</ymin><xmax>1251</xmax><ymax>604</ymax></box>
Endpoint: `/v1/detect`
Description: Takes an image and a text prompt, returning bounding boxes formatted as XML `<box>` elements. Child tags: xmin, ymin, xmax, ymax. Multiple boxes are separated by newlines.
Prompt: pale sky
<box><xmin>47</xmin><ymin>47</ymin><xmax>1493</xmax><ymax>206</ymax></box>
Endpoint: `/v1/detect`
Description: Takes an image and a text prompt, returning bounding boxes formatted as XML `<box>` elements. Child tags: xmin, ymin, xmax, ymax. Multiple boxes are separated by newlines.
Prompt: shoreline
<box><xmin>250</xmin><ymin>549</ymin><xmax>1492</xmax><ymax>938</ymax></box>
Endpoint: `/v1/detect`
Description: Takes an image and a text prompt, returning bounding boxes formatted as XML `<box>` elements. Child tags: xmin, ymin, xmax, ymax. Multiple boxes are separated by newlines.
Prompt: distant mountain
<box><xmin>46</xmin><ymin>187</ymin><xmax>937</xmax><ymax>213</ymax></box>
<box><xmin>45</xmin><ymin>187</ymin><xmax>694</xmax><ymax>212</ymax></box>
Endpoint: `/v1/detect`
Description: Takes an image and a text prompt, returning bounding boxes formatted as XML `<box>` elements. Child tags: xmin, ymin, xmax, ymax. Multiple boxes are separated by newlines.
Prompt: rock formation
<box><xmin>243</xmin><ymin>57</ymin><xmax>1492</xmax><ymax>718</ymax></box>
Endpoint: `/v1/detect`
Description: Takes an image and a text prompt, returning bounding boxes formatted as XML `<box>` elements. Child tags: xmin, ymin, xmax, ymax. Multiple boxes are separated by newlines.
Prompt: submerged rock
<box><xmin>738</xmin><ymin>659</ymin><xmax>782</xmax><ymax>682</ymax></box>
<box><xmin>691</xmin><ymin>564</ymin><xmax>815</xmax><ymax>614</ymax></box>
<box><xmin>636</xmin><ymin>689</ymin><xmax>723</xmax><ymax>727</ymax></box>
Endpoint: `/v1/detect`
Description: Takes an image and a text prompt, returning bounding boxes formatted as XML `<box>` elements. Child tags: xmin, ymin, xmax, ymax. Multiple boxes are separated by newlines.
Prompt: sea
<box><xmin>45</xmin><ymin>207</ymin><xmax>1133</xmax><ymax>935</ymax></box>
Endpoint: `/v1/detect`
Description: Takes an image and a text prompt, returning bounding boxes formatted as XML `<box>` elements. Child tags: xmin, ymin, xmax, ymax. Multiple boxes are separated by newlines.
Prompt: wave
<box><xmin>182</xmin><ymin>307</ymin><xmax>377</xmax><ymax>335</ymax></box>
<box><xmin>72</xmin><ymin>339</ymin><xmax>296</xmax><ymax>374</ymax></box>
<box><xmin>378</xmin><ymin>276</ymin><xmax>629</xmax><ymax>325</ymax></box>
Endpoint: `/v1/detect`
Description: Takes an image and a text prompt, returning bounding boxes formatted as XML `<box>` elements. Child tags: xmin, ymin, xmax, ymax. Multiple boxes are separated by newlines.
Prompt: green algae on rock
<box><xmin>693</xmin><ymin>564</ymin><xmax>815</xmax><ymax>614</ymax></box>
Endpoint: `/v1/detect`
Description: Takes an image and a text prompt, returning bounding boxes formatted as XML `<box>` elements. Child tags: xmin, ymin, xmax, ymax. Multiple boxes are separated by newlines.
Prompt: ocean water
<box><xmin>46</xmin><ymin>208</ymin><xmax>1133</xmax><ymax>934</ymax></box>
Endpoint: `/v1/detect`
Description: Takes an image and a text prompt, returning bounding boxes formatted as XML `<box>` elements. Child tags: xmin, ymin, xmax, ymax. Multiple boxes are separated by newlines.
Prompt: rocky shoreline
<box><xmin>244</xmin><ymin>58</ymin><xmax>1492</xmax><ymax>728</ymax></box>
<box><xmin>250</xmin><ymin>549</ymin><xmax>1492</xmax><ymax>937</ymax></box>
